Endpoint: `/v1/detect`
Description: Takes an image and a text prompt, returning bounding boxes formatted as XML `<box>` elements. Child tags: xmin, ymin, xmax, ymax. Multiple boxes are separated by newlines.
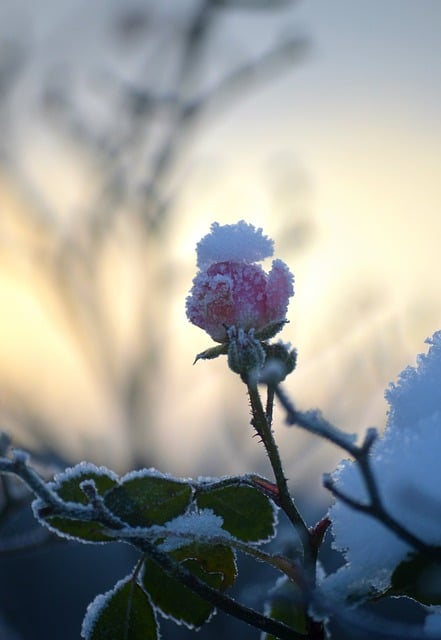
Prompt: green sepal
<box><xmin>81</xmin><ymin>575</ymin><xmax>158</xmax><ymax>640</ymax></box>
<box><xmin>262</xmin><ymin>576</ymin><xmax>307</xmax><ymax>639</ymax></box>
<box><xmin>255</xmin><ymin>320</ymin><xmax>288</xmax><ymax>341</ymax></box>
<box><xmin>142</xmin><ymin>543</ymin><xmax>236</xmax><ymax>628</ymax></box>
<box><xmin>193</xmin><ymin>344</ymin><xmax>228</xmax><ymax>363</ymax></box>
<box><xmin>227</xmin><ymin>331</ymin><xmax>266</xmax><ymax>376</ymax></box>
<box><xmin>389</xmin><ymin>550</ymin><xmax>441</xmax><ymax>605</ymax></box>
<box><xmin>195</xmin><ymin>484</ymin><xmax>277</xmax><ymax>542</ymax></box>
<box><xmin>104</xmin><ymin>472</ymin><xmax>193</xmax><ymax>527</ymax></box>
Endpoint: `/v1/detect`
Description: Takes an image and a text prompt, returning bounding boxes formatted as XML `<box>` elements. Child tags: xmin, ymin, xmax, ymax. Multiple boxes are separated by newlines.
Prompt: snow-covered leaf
<box><xmin>196</xmin><ymin>484</ymin><xmax>277</xmax><ymax>542</ymax></box>
<box><xmin>142</xmin><ymin>543</ymin><xmax>236</xmax><ymax>628</ymax></box>
<box><xmin>81</xmin><ymin>575</ymin><xmax>158</xmax><ymax>640</ymax></box>
<box><xmin>33</xmin><ymin>463</ymin><xmax>119</xmax><ymax>543</ymax></box>
<box><xmin>50</xmin><ymin>463</ymin><xmax>119</xmax><ymax>504</ymax></box>
<box><xmin>104</xmin><ymin>470</ymin><xmax>192</xmax><ymax>527</ymax></box>
<box><xmin>158</xmin><ymin>510</ymin><xmax>228</xmax><ymax>552</ymax></box>
<box><xmin>43</xmin><ymin>516</ymin><xmax>114</xmax><ymax>543</ymax></box>
<box><xmin>261</xmin><ymin>576</ymin><xmax>307</xmax><ymax>639</ymax></box>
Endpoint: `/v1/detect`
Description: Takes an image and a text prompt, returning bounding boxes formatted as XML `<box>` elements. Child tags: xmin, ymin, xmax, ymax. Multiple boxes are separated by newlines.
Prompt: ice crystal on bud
<box><xmin>186</xmin><ymin>221</ymin><xmax>294</xmax><ymax>343</ymax></box>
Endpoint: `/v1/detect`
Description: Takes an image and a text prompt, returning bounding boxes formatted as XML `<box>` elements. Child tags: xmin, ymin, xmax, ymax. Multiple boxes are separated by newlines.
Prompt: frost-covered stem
<box><xmin>0</xmin><ymin>450</ymin><xmax>117</xmax><ymax>527</ymax></box>
<box><xmin>275</xmin><ymin>386</ymin><xmax>360</xmax><ymax>456</ymax></box>
<box><xmin>277</xmin><ymin>387</ymin><xmax>441</xmax><ymax>561</ymax></box>
<box><xmin>265</xmin><ymin>384</ymin><xmax>275</xmax><ymax>427</ymax></box>
<box><xmin>79</xmin><ymin>479</ymin><xmax>124</xmax><ymax>528</ymax></box>
<box><xmin>246</xmin><ymin>381</ymin><xmax>316</xmax><ymax>577</ymax></box>
<box><xmin>137</xmin><ymin>540</ymin><xmax>302</xmax><ymax>640</ymax></box>
<box><xmin>0</xmin><ymin>452</ymin><xmax>64</xmax><ymax>510</ymax></box>
<box><xmin>324</xmin><ymin>463</ymin><xmax>441</xmax><ymax>561</ymax></box>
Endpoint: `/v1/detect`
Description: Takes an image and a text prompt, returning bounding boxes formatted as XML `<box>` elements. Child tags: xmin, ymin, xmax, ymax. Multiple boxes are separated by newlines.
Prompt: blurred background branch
<box><xmin>0</xmin><ymin>0</ymin><xmax>306</xmax><ymax>471</ymax></box>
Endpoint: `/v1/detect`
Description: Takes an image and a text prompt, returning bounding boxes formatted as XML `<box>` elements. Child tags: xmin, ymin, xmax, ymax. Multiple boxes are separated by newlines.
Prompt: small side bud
<box><xmin>259</xmin><ymin>343</ymin><xmax>297</xmax><ymax>384</ymax></box>
<box><xmin>12</xmin><ymin>449</ymin><xmax>31</xmax><ymax>465</ymax></box>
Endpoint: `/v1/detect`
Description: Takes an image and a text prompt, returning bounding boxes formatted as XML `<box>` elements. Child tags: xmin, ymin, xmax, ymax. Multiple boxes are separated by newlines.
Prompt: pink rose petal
<box><xmin>186</xmin><ymin>223</ymin><xmax>294</xmax><ymax>342</ymax></box>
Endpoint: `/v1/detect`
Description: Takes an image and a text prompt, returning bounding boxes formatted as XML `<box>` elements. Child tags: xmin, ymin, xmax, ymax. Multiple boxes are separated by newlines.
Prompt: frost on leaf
<box><xmin>262</xmin><ymin>575</ymin><xmax>307</xmax><ymax>639</ymax></box>
<box><xmin>158</xmin><ymin>510</ymin><xmax>229</xmax><ymax>552</ymax></box>
<box><xmin>195</xmin><ymin>484</ymin><xmax>278</xmax><ymax>543</ymax></box>
<box><xmin>142</xmin><ymin>543</ymin><xmax>237</xmax><ymax>629</ymax></box>
<box><xmin>104</xmin><ymin>469</ymin><xmax>193</xmax><ymax>527</ymax></box>
<box><xmin>37</xmin><ymin>516</ymin><xmax>116</xmax><ymax>544</ymax></box>
<box><xmin>81</xmin><ymin>575</ymin><xmax>158</xmax><ymax>640</ymax></box>
<box><xmin>32</xmin><ymin>462</ymin><xmax>119</xmax><ymax>544</ymax></box>
<box><xmin>47</xmin><ymin>462</ymin><xmax>119</xmax><ymax>504</ymax></box>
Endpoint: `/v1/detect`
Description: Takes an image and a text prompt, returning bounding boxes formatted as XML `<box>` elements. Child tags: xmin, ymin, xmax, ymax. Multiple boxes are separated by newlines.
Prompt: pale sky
<box><xmin>0</xmin><ymin>1</ymin><xmax>440</xmax><ymax>497</ymax></box>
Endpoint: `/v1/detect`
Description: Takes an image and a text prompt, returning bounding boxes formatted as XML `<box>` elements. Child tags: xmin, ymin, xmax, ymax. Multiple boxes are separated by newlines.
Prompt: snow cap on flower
<box><xmin>186</xmin><ymin>221</ymin><xmax>294</xmax><ymax>343</ymax></box>
<box><xmin>196</xmin><ymin>220</ymin><xmax>274</xmax><ymax>269</ymax></box>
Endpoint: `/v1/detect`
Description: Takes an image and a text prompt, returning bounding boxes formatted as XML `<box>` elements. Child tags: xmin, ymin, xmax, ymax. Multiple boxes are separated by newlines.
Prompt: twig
<box><xmin>275</xmin><ymin>385</ymin><xmax>441</xmax><ymax>561</ymax></box>
<box><xmin>137</xmin><ymin>538</ymin><xmax>303</xmax><ymax>640</ymax></box>
<box><xmin>0</xmin><ymin>450</ymin><xmax>305</xmax><ymax>638</ymax></box>
<box><xmin>248</xmin><ymin>383</ymin><xmax>310</xmax><ymax>541</ymax></box>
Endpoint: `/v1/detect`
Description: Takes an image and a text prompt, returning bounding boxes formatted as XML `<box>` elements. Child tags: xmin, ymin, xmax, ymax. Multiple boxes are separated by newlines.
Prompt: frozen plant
<box><xmin>0</xmin><ymin>220</ymin><xmax>441</xmax><ymax>639</ymax></box>
<box><xmin>319</xmin><ymin>331</ymin><xmax>441</xmax><ymax>635</ymax></box>
<box><xmin>186</xmin><ymin>220</ymin><xmax>294</xmax><ymax>342</ymax></box>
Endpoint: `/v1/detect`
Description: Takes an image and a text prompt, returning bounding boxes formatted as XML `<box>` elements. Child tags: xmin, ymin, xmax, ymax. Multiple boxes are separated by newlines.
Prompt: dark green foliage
<box><xmin>196</xmin><ymin>484</ymin><xmax>277</xmax><ymax>542</ymax></box>
<box><xmin>53</xmin><ymin>466</ymin><xmax>118</xmax><ymax>504</ymax></box>
<box><xmin>82</xmin><ymin>576</ymin><xmax>158</xmax><ymax>640</ymax></box>
<box><xmin>104</xmin><ymin>474</ymin><xmax>193</xmax><ymax>526</ymax></box>
<box><xmin>44</xmin><ymin>516</ymin><xmax>115</xmax><ymax>543</ymax></box>
<box><xmin>390</xmin><ymin>551</ymin><xmax>441</xmax><ymax>605</ymax></box>
<box><xmin>142</xmin><ymin>543</ymin><xmax>237</xmax><ymax>628</ymax></box>
<box><xmin>262</xmin><ymin>576</ymin><xmax>307</xmax><ymax>639</ymax></box>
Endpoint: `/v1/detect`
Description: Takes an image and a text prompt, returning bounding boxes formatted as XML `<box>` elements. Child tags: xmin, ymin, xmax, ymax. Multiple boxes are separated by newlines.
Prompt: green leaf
<box><xmin>142</xmin><ymin>544</ymin><xmax>237</xmax><ymax>628</ymax></box>
<box><xmin>82</xmin><ymin>576</ymin><xmax>158</xmax><ymax>640</ymax></box>
<box><xmin>262</xmin><ymin>576</ymin><xmax>307</xmax><ymax>639</ymax></box>
<box><xmin>195</xmin><ymin>485</ymin><xmax>277</xmax><ymax>542</ymax></box>
<box><xmin>390</xmin><ymin>551</ymin><xmax>441</xmax><ymax>605</ymax></box>
<box><xmin>104</xmin><ymin>472</ymin><xmax>193</xmax><ymax>527</ymax></box>
<box><xmin>44</xmin><ymin>516</ymin><xmax>114</xmax><ymax>543</ymax></box>
<box><xmin>34</xmin><ymin>464</ymin><xmax>119</xmax><ymax>543</ymax></box>
<box><xmin>52</xmin><ymin>463</ymin><xmax>119</xmax><ymax>504</ymax></box>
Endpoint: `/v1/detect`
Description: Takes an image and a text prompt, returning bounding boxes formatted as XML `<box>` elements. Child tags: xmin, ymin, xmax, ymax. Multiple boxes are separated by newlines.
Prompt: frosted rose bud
<box><xmin>186</xmin><ymin>221</ymin><xmax>294</xmax><ymax>343</ymax></box>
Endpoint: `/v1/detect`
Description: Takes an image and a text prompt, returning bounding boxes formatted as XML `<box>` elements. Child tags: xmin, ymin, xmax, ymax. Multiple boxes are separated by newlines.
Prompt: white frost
<box><xmin>322</xmin><ymin>331</ymin><xmax>441</xmax><ymax>604</ymax></box>
<box><xmin>118</xmin><ymin>466</ymin><xmax>192</xmax><ymax>485</ymax></box>
<box><xmin>196</xmin><ymin>220</ymin><xmax>274</xmax><ymax>269</ymax></box>
<box><xmin>50</xmin><ymin>461</ymin><xmax>119</xmax><ymax>490</ymax></box>
<box><xmin>81</xmin><ymin>575</ymin><xmax>130</xmax><ymax>639</ymax></box>
<box><xmin>158</xmin><ymin>509</ymin><xmax>228</xmax><ymax>552</ymax></box>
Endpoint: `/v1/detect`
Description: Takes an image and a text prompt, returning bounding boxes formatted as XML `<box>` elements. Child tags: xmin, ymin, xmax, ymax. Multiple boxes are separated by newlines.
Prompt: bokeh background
<box><xmin>0</xmin><ymin>1</ymin><xmax>440</xmax><ymax>638</ymax></box>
